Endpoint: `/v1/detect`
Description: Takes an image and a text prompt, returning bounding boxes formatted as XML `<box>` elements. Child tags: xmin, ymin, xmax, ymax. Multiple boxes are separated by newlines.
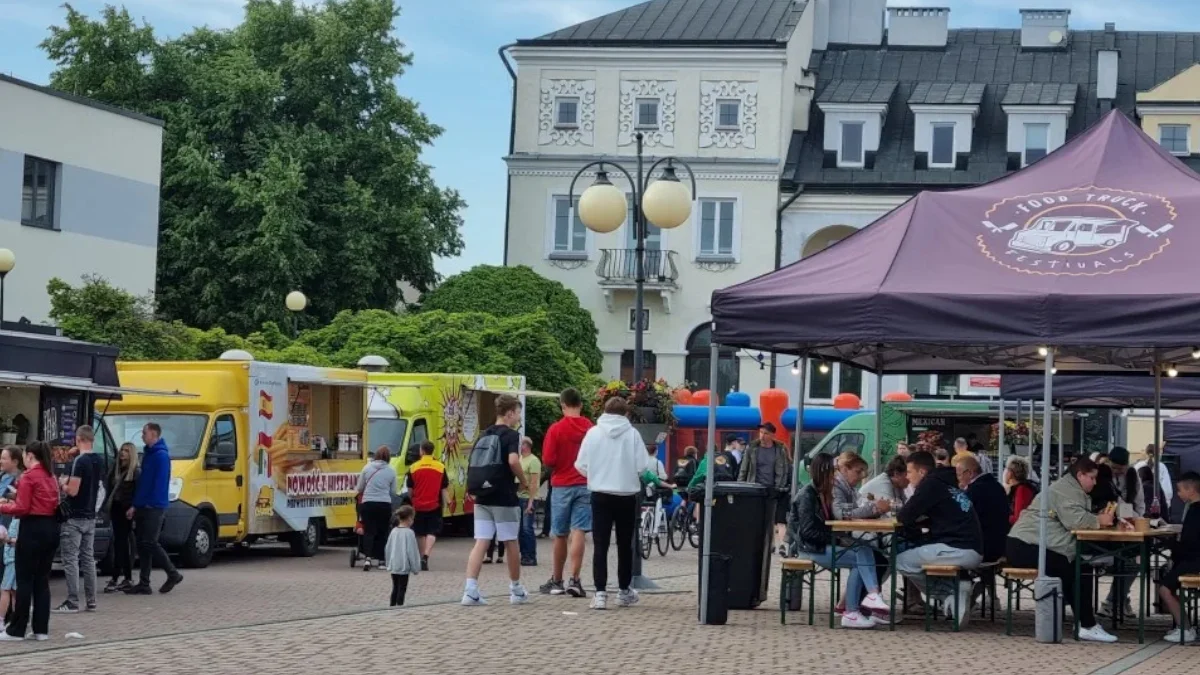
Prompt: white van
<box><xmin>1009</xmin><ymin>217</ymin><xmax>1137</xmax><ymax>254</ymax></box>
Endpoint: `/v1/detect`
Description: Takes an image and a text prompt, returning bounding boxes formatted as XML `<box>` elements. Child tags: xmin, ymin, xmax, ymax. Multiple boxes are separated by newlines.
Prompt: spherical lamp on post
<box><xmin>0</xmin><ymin>248</ymin><xmax>15</xmax><ymax>329</ymax></box>
<box><xmin>285</xmin><ymin>290</ymin><xmax>307</xmax><ymax>337</ymax></box>
<box><xmin>642</xmin><ymin>165</ymin><xmax>692</xmax><ymax>230</ymax></box>
<box><xmin>577</xmin><ymin>169</ymin><xmax>628</xmax><ymax>234</ymax></box>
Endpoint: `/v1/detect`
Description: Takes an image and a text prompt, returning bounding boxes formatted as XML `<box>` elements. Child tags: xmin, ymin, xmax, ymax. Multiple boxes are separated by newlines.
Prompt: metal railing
<box><xmin>596</xmin><ymin>249</ymin><xmax>679</xmax><ymax>284</ymax></box>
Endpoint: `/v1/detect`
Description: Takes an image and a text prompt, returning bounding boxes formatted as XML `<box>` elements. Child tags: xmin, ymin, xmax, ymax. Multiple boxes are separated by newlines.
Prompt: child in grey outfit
<box><xmin>385</xmin><ymin>505</ymin><xmax>421</xmax><ymax>606</ymax></box>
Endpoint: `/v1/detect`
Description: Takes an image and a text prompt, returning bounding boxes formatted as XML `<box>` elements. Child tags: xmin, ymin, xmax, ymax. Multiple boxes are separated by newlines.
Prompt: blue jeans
<box><xmin>518</xmin><ymin>498</ymin><xmax>537</xmax><ymax>563</ymax></box>
<box><xmin>803</xmin><ymin>543</ymin><xmax>880</xmax><ymax>612</ymax></box>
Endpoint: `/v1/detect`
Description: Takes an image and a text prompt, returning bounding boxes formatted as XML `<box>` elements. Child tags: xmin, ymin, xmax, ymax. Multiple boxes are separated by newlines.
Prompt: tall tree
<box><xmin>41</xmin><ymin>1</ymin><xmax>464</xmax><ymax>334</ymax></box>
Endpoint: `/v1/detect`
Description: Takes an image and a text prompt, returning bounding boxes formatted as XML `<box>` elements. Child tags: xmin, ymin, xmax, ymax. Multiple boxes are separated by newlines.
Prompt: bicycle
<box><xmin>669</xmin><ymin>491</ymin><xmax>700</xmax><ymax>551</ymax></box>
<box><xmin>639</xmin><ymin>486</ymin><xmax>671</xmax><ymax>559</ymax></box>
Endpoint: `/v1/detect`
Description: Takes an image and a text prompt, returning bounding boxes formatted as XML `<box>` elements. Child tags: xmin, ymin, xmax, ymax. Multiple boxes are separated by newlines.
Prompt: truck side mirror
<box><xmin>206</xmin><ymin>441</ymin><xmax>237</xmax><ymax>471</ymax></box>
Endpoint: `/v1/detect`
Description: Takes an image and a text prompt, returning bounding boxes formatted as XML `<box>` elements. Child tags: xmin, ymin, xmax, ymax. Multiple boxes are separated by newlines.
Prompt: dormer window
<box><xmin>1002</xmin><ymin>83</ymin><xmax>1076</xmax><ymax>169</ymax></box>
<box><xmin>1024</xmin><ymin>123</ymin><xmax>1050</xmax><ymax>165</ymax></box>
<box><xmin>908</xmin><ymin>82</ymin><xmax>985</xmax><ymax>171</ymax></box>
<box><xmin>839</xmin><ymin>122</ymin><xmax>865</xmax><ymax>167</ymax></box>
<box><xmin>930</xmin><ymin>123</ymin><xmax>956</xmax><ymax>167</ymax></box>
<box><xmin>555</xmin><ymin>97</ymin><xmax>579</xmax><ymax>128</ymax></box>
<box><xmin>816</xmin><ymin>80</ymin><xmax>897</xmax><ymax>171</ymax></box>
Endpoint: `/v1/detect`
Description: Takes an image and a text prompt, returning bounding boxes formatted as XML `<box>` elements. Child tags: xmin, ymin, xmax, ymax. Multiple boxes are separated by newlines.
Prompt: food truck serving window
<box><xmin>286</xmin><ymin>381</ymin><xmax>366</xmax><ymax>458</ymax></box>
<box><xmin>101</xmin><ymin>413</ymin><xmax>208</xmax><ymax>460</ymax></box>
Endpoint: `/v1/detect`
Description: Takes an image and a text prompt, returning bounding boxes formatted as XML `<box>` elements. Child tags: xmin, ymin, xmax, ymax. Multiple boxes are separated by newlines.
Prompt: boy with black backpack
<box><xmin>462</xmin><ymin>394</ymin><xmax>535</xmax><ymax>606</ymax></box>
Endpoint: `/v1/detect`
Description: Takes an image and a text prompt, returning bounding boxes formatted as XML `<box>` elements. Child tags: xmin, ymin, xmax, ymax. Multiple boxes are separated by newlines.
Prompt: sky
<box><xmin>1</xmin><ymin>0</ymin><xmax>1196</xmax><ymax>276</ymax></box>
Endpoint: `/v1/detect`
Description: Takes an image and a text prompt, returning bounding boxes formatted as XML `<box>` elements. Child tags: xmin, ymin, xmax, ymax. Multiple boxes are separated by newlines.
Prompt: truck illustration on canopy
<box><xmin>1009</xmin><ymin>216</ymin><xmax>1139</xmax><ymax>254</ymax></box>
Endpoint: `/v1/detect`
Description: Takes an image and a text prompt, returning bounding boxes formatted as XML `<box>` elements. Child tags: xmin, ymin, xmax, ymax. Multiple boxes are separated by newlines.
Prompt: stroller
<box><xmin>350</xmin><ymin>491</ymin><xmax>412</xmax><ymax>569</ymax></box>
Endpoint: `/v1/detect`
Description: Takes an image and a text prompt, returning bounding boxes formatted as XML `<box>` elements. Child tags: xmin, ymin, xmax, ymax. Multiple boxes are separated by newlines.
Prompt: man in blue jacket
<box><xmin>125</xmin><ymin>423</ymin><xmax>183</xmax><ymax>595</ymax></box>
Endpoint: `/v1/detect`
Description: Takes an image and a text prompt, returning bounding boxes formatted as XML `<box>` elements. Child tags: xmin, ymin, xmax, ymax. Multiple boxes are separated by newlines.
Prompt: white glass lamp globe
<box><xmin>0</xmin><ymin>249</ymin><xmax>14</xmax><ymax>274</ymax></box>
<box><xmin>642</xmin><ymin>168</ymin><xmax>692</xmax><ymax>229</ymax></box>
<box><xmin>578</xmin><ymin>172</ymin><xmax>628</xmax><ymax>234</ymax></box>
<box><xmin>285</xmin><ymin>290</ymin><xmax>307</xmax><ymax>312</ymax></box>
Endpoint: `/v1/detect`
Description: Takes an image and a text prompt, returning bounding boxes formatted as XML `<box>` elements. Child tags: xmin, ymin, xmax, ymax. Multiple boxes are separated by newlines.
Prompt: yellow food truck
<box><xmin>96</xmin><ymin>352</ymin><xmax>370</xmax><ymax>567</ymax></box>
<box><xmin>367</xmin><ymin>373</ymin><xmax>529</xmax><ymax>521</ymax></box>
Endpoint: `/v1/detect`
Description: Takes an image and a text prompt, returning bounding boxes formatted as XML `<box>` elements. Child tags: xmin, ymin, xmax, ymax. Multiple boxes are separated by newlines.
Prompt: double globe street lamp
<box><xmin>568</xmin><ymin>132</ymin><xmax>697</xmax><ymax>588</ymax></box>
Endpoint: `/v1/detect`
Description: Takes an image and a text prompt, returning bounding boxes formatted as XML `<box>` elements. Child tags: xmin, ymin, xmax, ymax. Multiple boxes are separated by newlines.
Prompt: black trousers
<box><xmin>7</xmin><ymin>516</ymin><xmax>57</xmax><ymax>638</ymax></box>
<box><xmin>1007</xmin><ymin>537</ymin><xmax>1097</xmax><ymax>628</ymax></box>
<box><xmin>359</xmin><ymin>502</ymin><xmax>392</xmax><ymax>561</ymax></box>
<box><xmin>591</xmin><ymin>492</ymin><xmax>637</xmax><ymax>593</ymax></box>
<box><xmin>390</xmin><ymin>574</ymin><xmax>410</xmax><ymax>606</ymax></box>
<box><xmin>110</xmin><ymin>500</ymin><xmax>135</xmax><ymax>581</ymax></box>
<box><xmin>135</xmin><ymin>508</ymin><xmax>178</xmax><ymax>585</ymax></box>
<box><xmin>541</xmin><ymin>485</ymin><xmax>553</xmax><ymax>537</ymax></box>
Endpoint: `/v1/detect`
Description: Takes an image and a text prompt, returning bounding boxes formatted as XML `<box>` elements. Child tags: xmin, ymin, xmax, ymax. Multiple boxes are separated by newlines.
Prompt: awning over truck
<box><xmin>0</xmin><ymin>371</ymin><xmax>197</xmax><ymax>399</ymax></box>
<box><xmin>290</xmin><ymin>375</ymin><xmax>371</xmax><ymax>388</ymax></box>
<box><xmin>465</xmin><ymin>387</ymin><xmax>560</xmax><ymax>399</ymax></box>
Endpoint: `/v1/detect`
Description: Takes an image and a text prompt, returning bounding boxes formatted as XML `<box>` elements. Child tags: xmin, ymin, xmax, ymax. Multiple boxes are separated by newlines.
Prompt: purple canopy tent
<box><xmin>1002</xmin><ymin>374</ymin><xmax>1200</xmax><ymax>409</ymax></box>
<box><xmin>1163</xmin><ymin>412</ymin><xmax>1200</xmax><ymax>521</ymax></box>
<box><xmin>698</xmin><ymin>111</ymin><xmax>1200</xmax><ymax>641</ymax></box>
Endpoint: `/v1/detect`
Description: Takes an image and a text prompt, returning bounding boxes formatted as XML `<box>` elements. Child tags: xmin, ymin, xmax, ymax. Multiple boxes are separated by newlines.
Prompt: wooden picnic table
<box><xmin>826</xmin><ymin>519</ymin><xmax>902</xmax><ymax>629</ymax></box>
<box><xmin>1071</xmin><ymin>526</ymin><xmax>1181</xmax><ymax>643</ymax></box>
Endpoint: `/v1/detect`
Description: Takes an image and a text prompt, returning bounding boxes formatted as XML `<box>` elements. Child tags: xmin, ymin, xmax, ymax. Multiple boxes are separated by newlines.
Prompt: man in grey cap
<box><xmin>738</xmin><ymin>422</ymin><xmax>791</xmax><ymax>556</ymax></box>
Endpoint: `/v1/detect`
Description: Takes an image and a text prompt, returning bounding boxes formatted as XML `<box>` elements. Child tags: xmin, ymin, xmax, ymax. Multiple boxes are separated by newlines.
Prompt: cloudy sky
<box><xmin>0</xmin><ymin>0</ymin><xmax>1195</xmax><ymax>275</ymax></box>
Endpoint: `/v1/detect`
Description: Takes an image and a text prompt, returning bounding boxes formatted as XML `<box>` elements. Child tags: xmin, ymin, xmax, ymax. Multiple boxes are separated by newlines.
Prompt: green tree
<box><xmin>41</xmin><ymin>1</ymin><xmax>463</xmax><ymax>334</ymax></box>
<box><xmin>418</xmin><ymin>265</ymin><xmax>603</xmax><ymax>373</ymax></box>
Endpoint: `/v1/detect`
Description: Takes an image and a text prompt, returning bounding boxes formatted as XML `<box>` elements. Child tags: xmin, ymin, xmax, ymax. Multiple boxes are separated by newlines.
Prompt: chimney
<box><xmin>826</xmin><ymin>0</ymin><xmax>886</xmax><ymax>46</ymax></box>
<box><xmin>1098</xmin><ymin>23</ymin><xmax>1119</xmax><ymax>107</ymax></box>
<box><xmin>888</xmin><ymin>7</ymin><xmax>950</xmax><ymax>48</ymax></box>
<box><xmin>1020</xmin><ymin>9</ymin><xmax>1070</xmax><ymax>49</ymax></box>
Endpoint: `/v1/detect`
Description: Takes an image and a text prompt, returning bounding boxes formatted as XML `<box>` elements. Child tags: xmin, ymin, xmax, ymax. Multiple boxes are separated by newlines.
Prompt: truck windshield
<box><xmin>368</xmin><ymin>418</ymin><xmax>409</xmax><ymax>458</ymax></box>
<box><xmin>99</xmin><ymin>413</ymin><xmax>209</xmax><ymax>460</ymax></box>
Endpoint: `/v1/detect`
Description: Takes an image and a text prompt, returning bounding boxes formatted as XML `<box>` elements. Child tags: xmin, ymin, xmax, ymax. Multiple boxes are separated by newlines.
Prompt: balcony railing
<box><xmin>596</xmin><ymin>249</ymin><xmax>679</xmax><ymax>286</ymax></box>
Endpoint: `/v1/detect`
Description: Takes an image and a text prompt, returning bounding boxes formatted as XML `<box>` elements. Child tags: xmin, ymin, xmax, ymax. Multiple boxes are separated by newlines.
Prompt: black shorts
<box><xmin>1161</xmin><ymin>559</ymin><xmax>1200</xmax><ymax>592</ymax></box>
<box><xmin>412</xmin><ymin>509</ymin><xmax>443</xmax><ymax>538</ymax></box>
<box><xmin>773</xmin><ymin>494</ymin><xmax>789</xmax><ymax>525</ymax></box>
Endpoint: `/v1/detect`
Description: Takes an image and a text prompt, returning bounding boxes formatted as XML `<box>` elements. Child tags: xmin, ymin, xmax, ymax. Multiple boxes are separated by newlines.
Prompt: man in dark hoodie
<box><xmin>896</xmin><ymin>451</ymin><xmax>983</xmax><ymax>628</ymax></box>
<box><xmin>538</xmin><ymin>388</ymin><xmax>594</xmax><ymax>599</ymax></box>
<box><xmin>125</xmin><ymin>423</ymin><xmax>183</xmax><ymax>595</ymax></box>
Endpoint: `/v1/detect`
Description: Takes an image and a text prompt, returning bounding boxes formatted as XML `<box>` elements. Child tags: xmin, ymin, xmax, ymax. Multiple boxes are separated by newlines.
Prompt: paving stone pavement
<box><xmin>0</xmin><ymin>536</ymin><xmax>1191</xmax><ymax>674</ymax></box>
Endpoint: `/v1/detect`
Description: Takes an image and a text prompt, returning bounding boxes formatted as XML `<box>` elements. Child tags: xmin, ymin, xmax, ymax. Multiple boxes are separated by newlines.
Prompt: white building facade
<box><xmin>0</xmin><ymin>75</ymin><xmax>163</xmax><ymax>325</ymax></box>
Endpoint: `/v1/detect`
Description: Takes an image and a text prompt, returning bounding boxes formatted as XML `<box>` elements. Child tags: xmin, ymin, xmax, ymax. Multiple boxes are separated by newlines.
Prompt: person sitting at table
<box><xmin>1158</xmin><ymin>471</ymin><xmax>1200</xmax><ymax>643</ymax></box>
<box><xmin>953</xmin><ymin>437</ymin><xmax>993</xmax><ymax>476</ymax></box>
<box><xmin>934</xmin><ymin>447</ymin><xmax>952</xmax><ymax>468</ymax></box>
<box><xmin>1006</xmin><ymin>457</ymin><xmax>1119</xmax><ymax>643</ymax></box>
<box><xmin>957</xmin><ymin>456</ymin><xmax>1008</xmax><ymax>565</ymax></box>
<box><xmin>834</xmin><ymin>452</ymin><xmax>890</xmax><ymax>521</ymax></box>
<box><xmin>895</xmin><ymin>451</ymin><xmax>983</xmax><ymax>629</ymax></box>
<box><xmin>860</xmin><ymin>456</ymin><xmax>910</xmax><ymax>507</ymax></box>
<box><xmin>790</xmin><ymin>453</ymin><xmax>892</xmax><ymax>629</ymax></box>
<box><xmin>1005</xmin><ymin>456</ymin><xmax>1039</xmax><ymax>526</ymax></box>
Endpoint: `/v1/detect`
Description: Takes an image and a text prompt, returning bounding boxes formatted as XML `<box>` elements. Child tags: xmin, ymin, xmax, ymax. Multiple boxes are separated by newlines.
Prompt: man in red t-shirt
<box><xmin>405</xmin><ymin>441</ymin><xmax>449</xmax><ymax>571</ymax></box>
<box><xmin>538</xmin><ymin>388</ymin><xmax>594</xmax><ymax>598</ymax></box>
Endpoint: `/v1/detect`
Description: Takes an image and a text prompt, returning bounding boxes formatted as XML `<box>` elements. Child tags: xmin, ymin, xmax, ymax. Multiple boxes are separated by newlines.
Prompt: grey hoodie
<box><xmin>574</xmin><ymin>413</ymin><xmax>655</xmax><ymax>496</ymax></box>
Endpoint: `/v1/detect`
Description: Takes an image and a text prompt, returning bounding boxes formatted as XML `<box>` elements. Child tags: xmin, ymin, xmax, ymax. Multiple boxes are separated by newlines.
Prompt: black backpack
<box><xmin>673</xmin><ymin>456</ymin><xmax>698</xmax><ymax>488</ymax></box>
<box><xmin>712</xmin><ymin>451</ymin><xmax>738</xmax><ymax>482</ymax></box>
<box><xmin>466</xmin><ymin>433</ymin><xmax>509</xmax><ymax>498</ymax></box>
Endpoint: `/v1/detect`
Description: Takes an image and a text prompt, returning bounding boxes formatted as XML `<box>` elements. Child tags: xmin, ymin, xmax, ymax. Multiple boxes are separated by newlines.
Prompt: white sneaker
<box><xmin>460</xmin><ymin>589</ymin><xmax>487</xmax><ymax>606</ymax></box>
<box><xmin>31</xmin><ymin>634</ymin><xmax>47</xmax><ymax>642</ymax></box>
<box><xmin>362</xmin><ymin>560</ymin><xmax>372</xmax><ymax>572</ymax></box>
<box><xmin>840</xmin><ymin>611</ymin><xmax>875</xmax><ymax>629</ymax></box>
<box><xmin>1164</xmin><ymin>627</ymin><xmax>1196</xmax><ymax>643</ymax></box>
<box><xmin>1079</xmin><ymin>624</ymin><xmax>1119</xmax><ymax>643</ymax></box>
<box><xmin>868</xmin><ymin>611</ymin><xmax>903</xmax><ymax>626</ymax></box>
<box><xmin>0</xmin><ymin>633</ymin><xmax>23</xmax><ymax>642</ymax></box>
<box><xmin>955</xmin><ymin>581</ymin><xmax>973</xmax><ymax>629</ymax></box>
<box><xmin>617</xmin><ymin>589</ymin><xmax>640</xmax><ymax>607</ymax></box>
<box><xmin>591</xmin><ymin>591</ymin><xmax>608</xmax><ymax>610</ymax></box>
<box><xmin>509</xmin><ymin>583</ymin><xmax>529</xmax><ymax>605</ymax></box>
<box><xmin>862</xmin><ymin>592</ymin><xmax>890</xmax><ymax>613</ymax></box>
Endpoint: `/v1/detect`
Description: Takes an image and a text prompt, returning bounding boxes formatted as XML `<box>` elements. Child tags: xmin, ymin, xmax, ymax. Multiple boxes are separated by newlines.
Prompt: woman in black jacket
<box><xmin>104</xmin><ymin>443</ymin><xmax>140</xmax><ymax>594</ymax></box>
<box><xmin>790</xmin><ymin>454</ymin><xmax>891</xmax><ymax>629</ymax></box>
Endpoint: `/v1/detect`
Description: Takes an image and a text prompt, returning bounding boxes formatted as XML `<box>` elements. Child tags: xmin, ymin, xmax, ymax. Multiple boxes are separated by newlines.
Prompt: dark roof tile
<box><xmin>816</xmin><ymin>80</ymin><xmax>897</xmax><ymax>105</ymax></box>
<box><xmin>524</xmin><ymin>0</ymin><xmax>805</xmax><ymax>45</ymax></box>
<box><xmin>909</xmin><ymin>81</ymin><xmax>986</xmax><ymax>105</ymax></box>
<box><xmin>1001</xmin><ymin>82</ymin><xmax>1078</xmax><ymax>106</ymax></box>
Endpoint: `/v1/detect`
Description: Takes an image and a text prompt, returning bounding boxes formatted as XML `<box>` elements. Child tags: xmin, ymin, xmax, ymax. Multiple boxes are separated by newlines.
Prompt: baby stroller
<box><xmin>350</xmin><ymin>491</ymin><xmax>412</xmax><ymax>568</ymax></box>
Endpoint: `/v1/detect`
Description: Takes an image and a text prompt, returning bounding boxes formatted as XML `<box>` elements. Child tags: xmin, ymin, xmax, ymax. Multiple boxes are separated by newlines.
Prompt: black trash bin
<box><xmin>700</xmin><ymin>553</ymin><xmax>731</xmax><ymax>625</ymax></box>
<box><xmin>695</xmin><ymin>481</ymin><xmax>771</xmax><ymax>609</ymax></box>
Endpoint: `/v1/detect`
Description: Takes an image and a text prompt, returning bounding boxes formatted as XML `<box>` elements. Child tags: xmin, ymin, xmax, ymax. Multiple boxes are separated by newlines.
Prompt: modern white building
<box><xmin>0</xmin><ymin>74</ymin><xmax>163</xmax><ymax>326</ymax></box>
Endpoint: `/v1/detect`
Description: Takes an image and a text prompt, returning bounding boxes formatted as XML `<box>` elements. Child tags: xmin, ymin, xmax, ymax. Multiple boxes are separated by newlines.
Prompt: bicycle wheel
<box><xmin>656</xmin><ymin>514</ymin><xmax>670</xmax><ymax>556</ymax></box>
<box><xmin>687</xmin><ymin>513</ymin><xmax>700</xmax><ymax>549</ymax></box>
<box><xmin>639</xmin><ymin>511</ymin><xmax>653</xmax><ymax>560</ymax></box>
<box><xmin>669</xmin><ymin>508</ymin><xmax>686</xmax><ymax>551</ymax></box>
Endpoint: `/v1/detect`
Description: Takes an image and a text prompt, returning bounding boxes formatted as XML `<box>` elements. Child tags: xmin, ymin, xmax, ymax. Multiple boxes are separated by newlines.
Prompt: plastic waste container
<box><xmin>700</xmin><ymin>553</ymin><xmax>731</xmax><ymax>625</ymax></box>
<box><xmin>695</xmin><ymin>481</ymin><xmax>771</xmax><ymax>609</ymax></box>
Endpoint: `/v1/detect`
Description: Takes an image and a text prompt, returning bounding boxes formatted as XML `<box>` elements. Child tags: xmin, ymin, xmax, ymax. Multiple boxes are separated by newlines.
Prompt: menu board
<box><xmin>40</xmin><ymin>388</ymin><xmax>83</xmax><ymax>446</ymax></box>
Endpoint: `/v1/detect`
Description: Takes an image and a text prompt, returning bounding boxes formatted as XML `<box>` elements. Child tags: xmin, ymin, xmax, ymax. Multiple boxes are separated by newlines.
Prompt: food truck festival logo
<box><xmin>977</xmin><ymin>186</ymin><xmax>1174</xmax><ymax>276</ymax></box>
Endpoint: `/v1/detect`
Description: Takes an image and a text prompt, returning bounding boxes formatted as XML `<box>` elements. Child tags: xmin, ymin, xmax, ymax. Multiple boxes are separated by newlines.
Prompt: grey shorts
<box><xmin>473</xmin><ymin>505</ymin><xmax>521</xmax><ymax>542</ymax></box>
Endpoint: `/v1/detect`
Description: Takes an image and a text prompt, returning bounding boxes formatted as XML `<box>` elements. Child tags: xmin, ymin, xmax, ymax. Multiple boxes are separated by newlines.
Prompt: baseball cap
<box><xmin>759</xmin><ymin>422</ymin><xmax>777</xmax><ymax>433</ymax></box>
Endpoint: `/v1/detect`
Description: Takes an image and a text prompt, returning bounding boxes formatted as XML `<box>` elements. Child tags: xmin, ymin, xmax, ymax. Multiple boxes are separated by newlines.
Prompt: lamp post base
<box><xmin>630</xmin><ymin>574</ymin><xmax>660</xmax><ymax>590</ymax></box>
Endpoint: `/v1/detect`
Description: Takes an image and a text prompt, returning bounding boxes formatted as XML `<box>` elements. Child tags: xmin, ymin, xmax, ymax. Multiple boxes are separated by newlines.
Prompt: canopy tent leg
<box><xmin>1035</xmin><ymin>349</ymin><xmax>1057</xmax><ymax>643</ymax></box>
<box><xmin>1057</xmin><ymin>407</ymin><xmax>1064</xmax><ymax>479</ymax></box>
<box><xmin>792</xmin><ymin>357</ymin><xmax>807</xmax><ymax>501</ymax></box>
<box><xmin>998</xmin><ymin>399</ymin><xmax>1006</xmax><ymax>477</ymax></box>
<box><xmin>698</xmin><ymin>338</ymin><xmax>719</xmax><ymax>623</ymax></box>
<box><xmin>1028</xmin><ymin>399</ymin><xmax>1035</xmax><ymax>459</ymax></box>
<box><xmin>873</xmin><ymin>371</ymin><xmax>884</xmax><ymax>475</ymax></box>
<box><xmin>1153</xmin><ymin>358</ymin><xmax>1162</xmax><ymax>516</ymax></box>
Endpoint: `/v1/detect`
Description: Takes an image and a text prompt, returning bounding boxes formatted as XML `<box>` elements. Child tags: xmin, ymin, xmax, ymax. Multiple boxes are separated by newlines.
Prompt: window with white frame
<box><xmin>550</xmin><ymin>196</ymin><xmax>587</xmax><ymax>258</ymax></box>
<box><xmin>1023</xmin><ymin>123</ymin><xmax>1050</xmax><ymax>166</ymax></box>
<box><xmin>716</xmin><ymin>100</ymin><xmax>740</xmax><ymax>129</ymax></box>
<box><xmin>930</xmin><ymin>123</ymin><xmax>956</xmax><ymax>167</ymax></box>
<box><xmin>627</xmin><ymin>308</ymin><xmax>650</xmax><ymax>332</ymax></box>
<box><xmin>697</xmin><ymin>198</ymin><xmax>736</xmax><ymax>260</ymax></box>
<box><xmin>636</xmin><ymin>98</ymin><xmax>660</xmax><ymax>129</ymax></box>
<box><xmin>839</xmin><ymin>121</ymin><xmax>865</xmax><ymax>167</ymax></box>
<box><xmin>1160</xmin><ymin>124</ymin><xmax>1190</xmax><ymax>155</ymax></box>
<box><xmin>555</xmin><ymin>97</ymin><xmax>580</xmax><ymax>128</ymax></box>
<box><xmin>807</xmin><ymin>360</ymin><xmax>864</xmax><ymax>401</ymax></box>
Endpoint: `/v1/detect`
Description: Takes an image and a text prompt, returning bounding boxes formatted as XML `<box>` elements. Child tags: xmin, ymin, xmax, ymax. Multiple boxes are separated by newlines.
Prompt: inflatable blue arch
<box><xmin>672</xmin><ymin>404</ymin><xmax>867</xmax><ymax>433</ymax></box>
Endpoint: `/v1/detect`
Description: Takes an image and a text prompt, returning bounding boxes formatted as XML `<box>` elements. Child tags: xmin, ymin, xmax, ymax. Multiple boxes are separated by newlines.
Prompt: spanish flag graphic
<box><xmin>257</xmin><ymin>431</ymin><xmax>274</xmax><ymax>477</ymax></box>
<box><xmin>258</xmin><ymin>390</ymin><xmax>274</xmax><ymax>419</ymax></box>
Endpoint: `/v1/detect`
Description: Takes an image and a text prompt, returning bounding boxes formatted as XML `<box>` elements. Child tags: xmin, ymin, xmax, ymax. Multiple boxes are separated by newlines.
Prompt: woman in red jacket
<box><xmin>1005</xmin><ymin>456</ymin><xmax>1038</xmax><ymax>526</ymax></box>
<box><xmin>0</xmin><ymin>442</ymin><xmax>60</xmax><ymax>641</ymax></box>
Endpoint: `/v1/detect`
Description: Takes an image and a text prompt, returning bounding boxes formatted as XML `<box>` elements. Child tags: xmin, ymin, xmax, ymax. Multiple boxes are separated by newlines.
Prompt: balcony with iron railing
<box><xmin>596</xmin><ymin>249</ymin><xmax>679</xmax><ymax>288</ymax></box>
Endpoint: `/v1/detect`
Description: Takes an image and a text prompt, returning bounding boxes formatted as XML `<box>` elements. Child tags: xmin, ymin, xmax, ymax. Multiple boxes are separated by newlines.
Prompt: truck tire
<box><xmin>179</xmin><ymin>514</ymin><xmax>216</xmax><ymax>569</ymax></box>
<box><xmin>290</xmin><ymin>519</ymin><xmax>321</xmax><ymax>557</ymax></box>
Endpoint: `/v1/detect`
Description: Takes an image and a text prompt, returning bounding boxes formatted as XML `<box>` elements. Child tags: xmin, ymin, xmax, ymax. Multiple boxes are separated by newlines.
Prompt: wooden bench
<box><xmin>921</xmin><ymin>564</ymin><xmax>964</xmax><ymax>632</ymax></box>
<box><xmin>780</xmin><ymin>559</ymin><xmax>817</xmax><ymax>626</ymax></box>
<box><xmin>1181</xmin><ymin>575</ymin><xmax>1200</xmax><ymax>644</ymax></box>
<box><xmin>999</xmin><ymin>568</ymin><xmax>1039</xmax><ymax>636</ymax></box>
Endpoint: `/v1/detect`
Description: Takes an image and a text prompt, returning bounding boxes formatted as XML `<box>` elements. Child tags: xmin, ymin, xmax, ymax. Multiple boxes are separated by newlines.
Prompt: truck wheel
<box><xmin>290</xmin><ymin>519</ymin><xmax>321</xmax><ymax>557</ymax></box>
<box><xmin>179</xmin><ymin>515</ymin><xmax>216</xmax><ymax>569</ymax></box>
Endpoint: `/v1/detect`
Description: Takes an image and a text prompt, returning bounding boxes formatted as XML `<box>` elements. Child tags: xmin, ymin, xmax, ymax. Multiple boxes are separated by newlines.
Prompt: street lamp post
<box><xmin>0</xmin><ymin>248</ymin><xmax>15</xmax><ymax>330</ymax></box>
<box><xmin>285</xmin><ymin>290</ymin><xmax>307</xmax><ymax>337</ymax></box>
<box><xmin>569</xmin><ymin>132</ymin><xmax>696</xmax><ymax>590</ymax></box>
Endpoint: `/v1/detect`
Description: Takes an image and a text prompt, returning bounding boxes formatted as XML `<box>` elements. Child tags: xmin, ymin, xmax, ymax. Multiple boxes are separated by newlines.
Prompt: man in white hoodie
<box><xmin>574</xmin><ymin>396</ymin><xmax>654</xmax><ymax>610</ymax></box>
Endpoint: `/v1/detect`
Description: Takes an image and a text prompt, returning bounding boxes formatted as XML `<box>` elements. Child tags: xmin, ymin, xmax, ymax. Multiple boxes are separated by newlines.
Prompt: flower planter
<box><xmin>634</xmin><ymin>406</ymin><xmax>662</xmax><ymax>424</ymax></box>
<box><xmin>633</xmin><ymin>423</ymin><xmax>668</xmax><ymax>447</ymax></box>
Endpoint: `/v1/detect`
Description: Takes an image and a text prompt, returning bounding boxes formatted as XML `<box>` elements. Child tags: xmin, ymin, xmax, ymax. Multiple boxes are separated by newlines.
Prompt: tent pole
<box><xmin>792</xmin><ymin>356</ymin><xmax>807</xmax><ymax>501</ymax></box>
<box><xmin>1154</xmin><ymin>356</ymin><xmax>1162</xmax><ymax>517</ymax></box>
<box><xmin>1057</xmin><ymin>406</ymin><xmax>1064</xmax><ymax>479</ymax></box>
<box><xmin>998</xmin><ymin>399</ymin><xmax>1006</xmax><ymax>477</ymax></box>
<box><xmin>1028</xmin><ymin>398</ymin><xmax>1035</xmax><ymax>458</ymax></box>
<box><xmin>873</xmin><ymin>371</ymin><xmax>884</xmax><ymax>475</ymax></box>
<box><xmin>699</xmin><ymin>338</ymin><xmax>719</xmax><ymax>623</ymax></box>
<box><xmin>1037</xmin><ymin>351</ymin><xmax>1054</xmax><ymax>577</ymax></box>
